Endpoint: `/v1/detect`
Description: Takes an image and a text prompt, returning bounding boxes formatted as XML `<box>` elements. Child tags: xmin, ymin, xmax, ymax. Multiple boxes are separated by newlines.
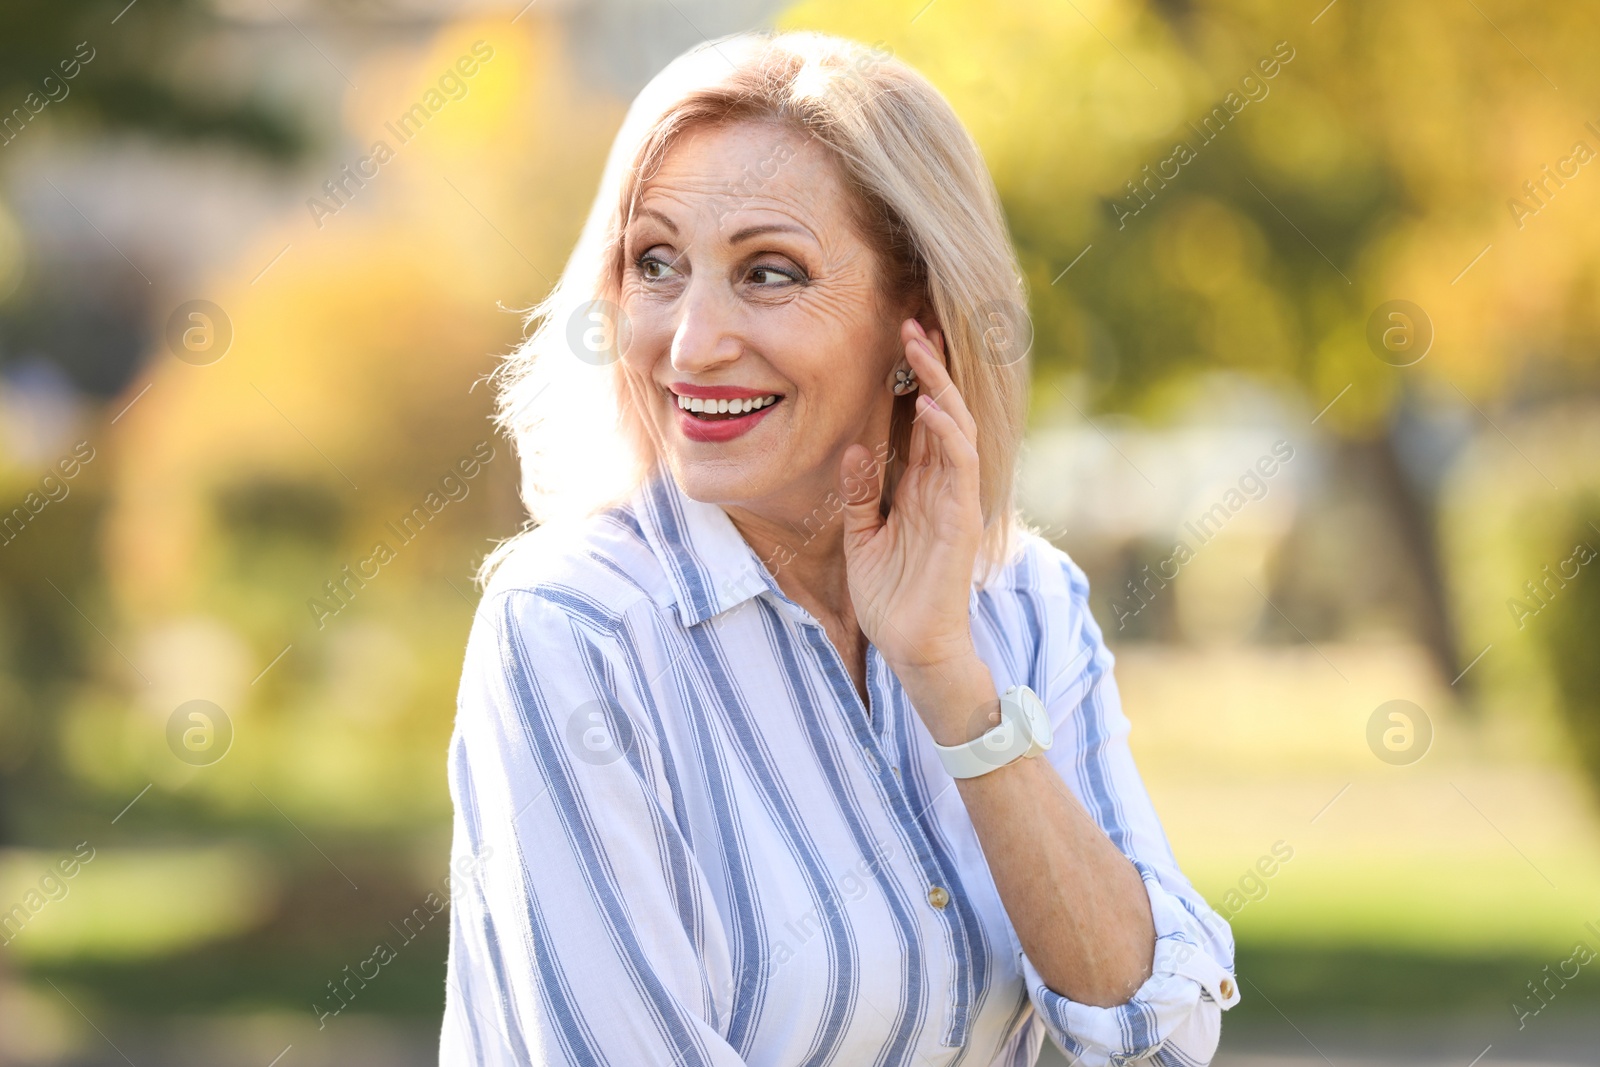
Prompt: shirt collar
<box><xmin>631</xmin><ymin>462</ymin><xmax>780</xmax><ymax>627</ymax></box>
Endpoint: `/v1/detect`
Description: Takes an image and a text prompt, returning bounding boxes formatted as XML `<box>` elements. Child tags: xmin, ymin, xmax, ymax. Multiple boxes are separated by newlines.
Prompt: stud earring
<box><xmin>892</xmin><ymin>364</ymin><xmax>918</xmax><ymax>396</ymax></box>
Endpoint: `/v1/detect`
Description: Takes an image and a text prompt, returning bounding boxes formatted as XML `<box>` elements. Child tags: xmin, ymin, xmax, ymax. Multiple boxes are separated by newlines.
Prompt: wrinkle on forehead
<box><xmin>629</xmin><ymin>119</ymin><xmax>863</xmax><ymax>255</ymax></box>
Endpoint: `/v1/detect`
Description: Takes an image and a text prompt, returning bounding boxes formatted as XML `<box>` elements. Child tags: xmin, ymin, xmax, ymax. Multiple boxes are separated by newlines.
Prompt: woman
<box><xmin>441</xmin><ymin>29</ymin><xmax>1237</xmax><ymax>1067</ymax></box>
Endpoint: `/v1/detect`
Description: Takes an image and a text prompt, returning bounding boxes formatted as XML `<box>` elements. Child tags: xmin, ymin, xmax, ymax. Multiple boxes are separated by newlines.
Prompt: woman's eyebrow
<box><xmin>636</xmin><ymin>206</ymin><xmax>678</xmax><ymax>234</ymax></box>
<box><xmin>724</xmin><ymin>221</ymin><xmax>812</xmax><ymax>245</ymax></box>
<box><xmin>636</xmin><ymin>204</ymin><xmax>813</xmax><ymax>247</ymax></box>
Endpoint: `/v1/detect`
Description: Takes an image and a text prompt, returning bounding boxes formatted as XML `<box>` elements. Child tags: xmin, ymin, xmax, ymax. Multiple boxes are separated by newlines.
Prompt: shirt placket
<box><xmin>866</xmin><ymin>647</ymin><xmax>978</xmax><ymax>1052</ymax></box>
<box><xmin>796</xmin><ymin>616</ymin><xmax>976</xmax><ymax>1052</ymax></box>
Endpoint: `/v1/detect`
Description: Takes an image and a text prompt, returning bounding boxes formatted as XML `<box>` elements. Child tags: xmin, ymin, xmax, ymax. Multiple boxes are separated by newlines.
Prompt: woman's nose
<box><xmin>669</xmin><ymin>277</ymin><xmax>743</xmax><ymax>375</ymax></box>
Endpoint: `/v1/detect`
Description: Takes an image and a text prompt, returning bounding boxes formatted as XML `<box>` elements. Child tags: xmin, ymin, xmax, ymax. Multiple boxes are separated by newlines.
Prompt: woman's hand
<box><xmin>840</xmin><ymin>318</ymin><xmax>992</xmax><ymax>736</ymax></box>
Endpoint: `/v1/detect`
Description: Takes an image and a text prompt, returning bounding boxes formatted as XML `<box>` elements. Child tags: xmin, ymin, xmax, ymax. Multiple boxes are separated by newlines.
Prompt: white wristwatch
<box><xmin>933</xmin><ymin>685</ymin><xmax>1053</xmax><ymax>779</ymax></box>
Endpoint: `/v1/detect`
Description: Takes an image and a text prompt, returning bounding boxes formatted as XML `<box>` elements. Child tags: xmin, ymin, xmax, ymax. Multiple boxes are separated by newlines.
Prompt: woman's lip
<box><xmin>675</xmin><ymin>399</ymin><xmax>778</xmax><ymax>443</ymax></box>
<box><xmin>668</xmin><ymin>382</ymin><xmax>785</xmax><ymax>401</ymax></box>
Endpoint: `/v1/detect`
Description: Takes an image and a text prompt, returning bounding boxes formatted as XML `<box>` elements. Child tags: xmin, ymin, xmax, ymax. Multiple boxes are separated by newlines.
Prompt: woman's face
<box><xmin>619</xmin><ymin>118</ymin><xmax>909</xmax><ymax>519</ymax></box>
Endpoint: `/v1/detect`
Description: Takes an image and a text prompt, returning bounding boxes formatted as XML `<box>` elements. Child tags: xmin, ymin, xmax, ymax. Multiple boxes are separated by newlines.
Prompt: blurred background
<box><xmin>1</xmin><ymin>0</ymin><xmax>1597</xmax><ymax>1063</ymax></box>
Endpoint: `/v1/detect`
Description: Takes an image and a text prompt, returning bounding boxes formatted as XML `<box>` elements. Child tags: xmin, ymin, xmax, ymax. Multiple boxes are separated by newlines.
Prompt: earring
<box><xmin>892</xmin><ymin>364</ymin><xmax>918</xmax><ymax>396</ymax></box>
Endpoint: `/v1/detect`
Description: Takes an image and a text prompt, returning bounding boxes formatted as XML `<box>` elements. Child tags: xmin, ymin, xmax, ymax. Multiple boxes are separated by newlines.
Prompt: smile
<box><xmin>674</xmin><ymin>393</ymin><xmax>781</xmax><ymax>420</ymax></box>
<box><xmin>668</xmin><ymin>385</ymin><xmax>784</xmax><ymax>443</ymax></box>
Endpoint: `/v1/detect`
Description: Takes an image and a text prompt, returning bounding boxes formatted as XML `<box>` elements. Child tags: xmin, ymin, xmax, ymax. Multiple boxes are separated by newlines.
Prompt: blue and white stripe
<box><xmin>440</xmin><ymin>464</ymin><xmax>1238</xmax><ymax>1066</ymax></box>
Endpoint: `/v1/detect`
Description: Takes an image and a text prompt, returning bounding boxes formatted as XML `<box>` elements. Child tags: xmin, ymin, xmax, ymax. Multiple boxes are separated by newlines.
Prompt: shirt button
<box><xmin>1219</xmin><ymin>976</ymin><xmax>1235</xmax><ymax>1000</ymax></box>
<box><xmin>891</xmin><ymin>766</ymin><xmax>900</xmax><ymax>778</ymax></box>
<box><xmin>927</xmin><ymin>885</ymin><xmax>949</xmax><ymax>909</ymax></box>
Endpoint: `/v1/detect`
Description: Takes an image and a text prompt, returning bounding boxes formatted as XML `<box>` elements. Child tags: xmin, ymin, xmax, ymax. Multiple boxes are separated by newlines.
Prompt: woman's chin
<box><xmin>665</xmin><ymin>446</ymin><xmax>805</xmax><ymax>509</ymax></box>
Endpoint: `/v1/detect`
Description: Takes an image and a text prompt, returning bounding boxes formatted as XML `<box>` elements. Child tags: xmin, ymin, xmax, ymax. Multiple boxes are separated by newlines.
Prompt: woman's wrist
<box><xmin>889</xmin><ymin>651</ymin><xmax>1000</xmax><ymax>747</ymax></box>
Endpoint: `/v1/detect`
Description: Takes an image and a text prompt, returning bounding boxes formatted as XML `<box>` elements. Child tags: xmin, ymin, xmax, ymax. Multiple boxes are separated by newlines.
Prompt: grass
<box><xmin>17</xmin><ymin>641</ymin><xmax>1600</xmax><ymax>1045</ymax></box>
<box><xmin>1228</xmin><ymin>940</ymin><xmax>1600</xmax><ymax>1023</ymax></box>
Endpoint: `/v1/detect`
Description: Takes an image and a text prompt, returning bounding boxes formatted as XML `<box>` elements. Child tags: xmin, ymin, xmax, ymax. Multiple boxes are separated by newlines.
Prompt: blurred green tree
<box><xmin>1544</xmin><ymin>502</ymin><xmax>1600</xmax><ymax>794</ymax></box>
<box><xmin>0</xmin><ymin>0</ymin><xmax>305</xmax><ymax>158</ymax></box>
<box><xmin>781</xmin><ymin>0</ymin><xmax>1600</xmax><ymax>687</ymax></box>
<box><xmin>0</xmin><ymin>0</ymin><xmax>314</xmax><ymax>853</ymax></box>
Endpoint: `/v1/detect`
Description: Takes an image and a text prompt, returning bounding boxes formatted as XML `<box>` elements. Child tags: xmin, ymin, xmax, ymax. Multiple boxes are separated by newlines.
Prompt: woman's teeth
<box><xmin>675</xmin><ymin>394</ymin><xmax>780</xmax><ymax>420</ymax></box>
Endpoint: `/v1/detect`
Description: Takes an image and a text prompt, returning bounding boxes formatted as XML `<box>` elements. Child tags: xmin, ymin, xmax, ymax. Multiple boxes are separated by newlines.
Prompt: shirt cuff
<box><xmin>1016</xmin><ymin>861</ymin><xmax>1240</xmax><ymax>1065</ymax></box>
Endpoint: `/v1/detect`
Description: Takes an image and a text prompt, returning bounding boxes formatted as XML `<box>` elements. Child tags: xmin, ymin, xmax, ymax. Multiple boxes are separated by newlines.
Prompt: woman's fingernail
<box><xmin>918</xmin><ymin>394</ymin><xmax>938</xmax><ymax>412</ymax></box>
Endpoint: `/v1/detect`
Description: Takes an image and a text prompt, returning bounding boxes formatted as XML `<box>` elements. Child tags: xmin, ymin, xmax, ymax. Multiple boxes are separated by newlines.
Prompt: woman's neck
<box><xmin>722</xmin><ymin>500</ymin><xmax>855</xmax><ymax>625</ymax></box>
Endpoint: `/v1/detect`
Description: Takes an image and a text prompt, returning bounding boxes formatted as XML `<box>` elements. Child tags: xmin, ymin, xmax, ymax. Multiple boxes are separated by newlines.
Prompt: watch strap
<box><xmin>933</xmin><ymin>687</ymin><xmax>1036</xmax><ymax>779</ymax></box>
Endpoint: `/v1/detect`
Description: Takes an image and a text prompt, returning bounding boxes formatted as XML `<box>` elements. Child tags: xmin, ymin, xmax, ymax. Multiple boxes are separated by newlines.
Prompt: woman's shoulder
<box><xmin>975</xmin><ymin>527</ymin><xmax>1113</xmax><ymax>682</ymax></box>
<box><xmin>475</xmin><ymin>503</ymin><xmax>674</xmax><ymax>637</ymax></box>
<box><xmin>972</xmin><ymin>524</ymin><xmax>1113</xmax><ymax>659</ymax></box>
<box><xmin>982</xmin><ymin>525</ymin><xmax>1095</xmax><ymax>606</ymax></box>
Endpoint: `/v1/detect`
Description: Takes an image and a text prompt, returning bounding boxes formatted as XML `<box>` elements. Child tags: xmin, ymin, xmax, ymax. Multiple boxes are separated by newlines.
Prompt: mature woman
<box><xmin>441</xmin><ymin>29</ymin><xmax>1237</xmax><ymax>1067</ymax></box>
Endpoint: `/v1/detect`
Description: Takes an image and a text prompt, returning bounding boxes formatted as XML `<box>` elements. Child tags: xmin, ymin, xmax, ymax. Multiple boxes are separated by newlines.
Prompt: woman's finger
<box><xmin>902</xmin><ymin>321</ymin><xmax>978</xmax><ymax>447</ymax></box>
<box><xmin>914</xmin><ymin>394</ymin><xmax>979</xmax><ymax>494</ymax></box>
<box><xmin>838</xmin><ymin>442</ymin><xmax>885</xmax><ymax>551</ymax></box>
<box><xmin>906</xmin><ymin>393</ymin><xmax>936</xmax><ymax>473</ymax></box>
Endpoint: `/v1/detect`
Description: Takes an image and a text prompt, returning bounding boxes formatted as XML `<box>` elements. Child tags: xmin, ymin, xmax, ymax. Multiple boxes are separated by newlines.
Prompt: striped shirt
<box><xmin>439</xmin><ymin>465</ymin><xmax>1239</xmax><ymax>1066</ymax></box>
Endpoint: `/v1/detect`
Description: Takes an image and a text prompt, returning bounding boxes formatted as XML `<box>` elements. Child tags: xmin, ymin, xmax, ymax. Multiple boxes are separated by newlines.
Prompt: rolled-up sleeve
<box><xmin>1014</xmin><ymin>550</ymin><xmax>1240</xmax><ymax>1066</ymax></box>
<box><xmin>439</xmin><ymin>588</ymin><xmax>749</xmax><ymax>1067</ymax></box>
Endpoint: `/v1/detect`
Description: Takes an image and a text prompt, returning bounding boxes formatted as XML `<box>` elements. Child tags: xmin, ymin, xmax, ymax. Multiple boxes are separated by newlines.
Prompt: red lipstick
<box><xmin>667</xmin><ymin>383</ymin><xmax>784</xmax><ymax>444</ymax></box>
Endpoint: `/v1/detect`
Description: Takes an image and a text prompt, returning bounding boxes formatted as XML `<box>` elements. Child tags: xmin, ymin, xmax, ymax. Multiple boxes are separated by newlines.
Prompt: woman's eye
<box><xmin>636</xmin><ymin>250</ymin><xmax>679</xmax><ymax>281</ymax></box>
<box><xmin>749</xmin><ymin>263</ymin><xmax>802</xmax><ymax>286</ymax></box>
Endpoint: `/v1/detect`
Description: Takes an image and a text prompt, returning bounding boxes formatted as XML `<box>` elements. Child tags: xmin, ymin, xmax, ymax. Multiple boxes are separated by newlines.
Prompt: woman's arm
<box><xmin>898</xmin><ymin>651</ymin><xmax>1155</xmax><ymax>1007</ymax></box>
<box><xmin>840</xmin><ymin>319</ymin><xmax>1237</xmax><ymax>1064</ymax></box>
<box><xmin>895</xmin><ymin>565</ymin><xmax>1239</xmax><ymax>1064</ymax></box>
<box><xmin>440</xmin><ymin>588</ymin><xmax>751</xmax><ymax>1067</ymax></box>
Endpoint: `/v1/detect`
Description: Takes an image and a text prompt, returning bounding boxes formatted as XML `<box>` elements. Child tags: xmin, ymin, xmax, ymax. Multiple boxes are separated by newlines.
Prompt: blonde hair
<box><xmin>482</xmin><ymin>29</ymin><xmax>1032</xmax><ymax>585</ymax></box>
